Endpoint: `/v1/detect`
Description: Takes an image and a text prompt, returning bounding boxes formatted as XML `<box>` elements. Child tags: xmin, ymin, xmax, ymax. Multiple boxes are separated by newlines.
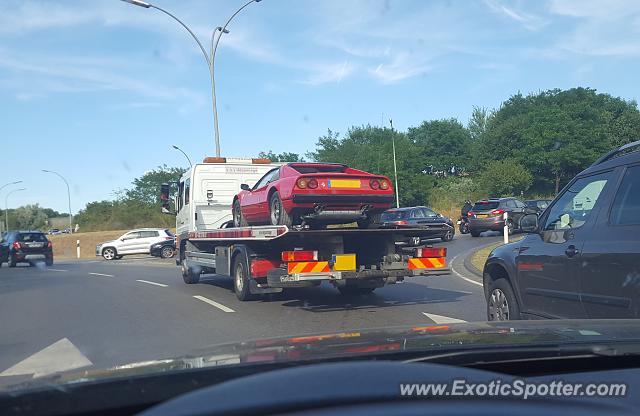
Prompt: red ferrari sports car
<box><xmin>232</xmin><ymin>163</ymin><xmax>395</xmax><ymax>228</ymax></box>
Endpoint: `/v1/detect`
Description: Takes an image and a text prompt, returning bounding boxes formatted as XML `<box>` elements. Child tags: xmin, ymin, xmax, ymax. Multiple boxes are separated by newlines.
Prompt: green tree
<box><xmin>478</xmin><ymin>160</ymin><xmax>533</xmax><ymax>197</ymax></box>
<box><xmin>480</xmin><ymin>87</ymin><xmax>640</xmax><ymax>193</ymax></box>
<box><xmin>468</xmin><ymin>106</ymin><xmax>492</xmax><ymax>140</ymax></box>
<box><xmin>12</xmin><ymin>204</ymin><xmax>48</xmax><ymax>230</ymax></box>
<box><xmin>125</xmin><ymin>165</ymin><xmax>186</xmax><ymax>205</ymax></box>
<box><xmin>258</xmin><ymin>151</ymin><xmax>305</xmax><ymax>162</ymax></box>
<box><xmin>407</xmin><ymin>118</ymin><xmax>472</xmax><ymax>173</ymax></box>
<box><xmin>308</xmin><ymin>126</ymin><xmax>434</xmax><ymax>206</ymax></box>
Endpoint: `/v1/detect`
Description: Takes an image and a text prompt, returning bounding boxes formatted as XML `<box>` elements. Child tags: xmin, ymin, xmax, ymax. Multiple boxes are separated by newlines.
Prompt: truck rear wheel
<box><xmin>182</xmin><ymin>261</ymin><xmax>200</xmax><ymax>284</ymax></box>
<box><xmin>338</xmin><ymin>286</ymin><xmax>375</xmax><ymax>296</ymax></box>
<box><xmin>233</xmin><ymin>256</ymin><xmax>254</xmax><ymax>301</ymax></box>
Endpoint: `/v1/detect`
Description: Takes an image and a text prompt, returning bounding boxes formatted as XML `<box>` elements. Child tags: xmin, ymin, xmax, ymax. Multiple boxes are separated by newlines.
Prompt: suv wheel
<box><xmin>506</xmin><ymin>220</ymin><xmax>515</xmax><ymax>235</ymax></box>
<box><xmin>470</xmin><ymin>230</ymin><xmax>481</xmax><ymax>237</ymax></box>
<box><xmin>102</xmin><ymin>247</ymin><xmax>116</xmax><ymax>261</ymax></box>
<box><xmin>487</xmin><ymin>278</ymin><xmax>520</xmax><ymax>321</ymax></box>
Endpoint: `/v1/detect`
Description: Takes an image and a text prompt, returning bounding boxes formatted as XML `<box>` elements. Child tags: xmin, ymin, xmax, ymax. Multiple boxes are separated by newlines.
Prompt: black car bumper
<box><xmin>291</xmin><ymin>195</ymin><xmax>395</xmax><ymax>204</ymax></box>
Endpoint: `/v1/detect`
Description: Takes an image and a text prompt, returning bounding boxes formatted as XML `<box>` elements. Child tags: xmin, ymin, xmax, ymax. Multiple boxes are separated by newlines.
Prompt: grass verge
<box><xmin>49</xmin><ymin>230</ymin><xmax>128</xmax><ymax>259</ymax></box>
<box><xmin>469</xmin><ymin>235</ymin><xmax>524</xmax><ymax>272</ymax></box>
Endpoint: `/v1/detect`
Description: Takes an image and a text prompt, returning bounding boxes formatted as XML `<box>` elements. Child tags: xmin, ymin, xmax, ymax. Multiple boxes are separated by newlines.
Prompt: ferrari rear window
<box><xmin>381</xmin><ymin>211</ymin><xmax>408</xmax><ymax>221</ymax></box>
<box><xmin>290</xmin><ymin>165</ymin><xmax>346</xmax><ymax>174</ymax></box>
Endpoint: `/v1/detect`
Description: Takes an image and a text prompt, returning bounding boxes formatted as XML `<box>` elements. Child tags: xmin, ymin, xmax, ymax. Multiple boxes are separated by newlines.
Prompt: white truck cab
<box><xmin>173</xmin><ymin>157</ymin><xmax>281</xmax><ymax>237</ymax></box>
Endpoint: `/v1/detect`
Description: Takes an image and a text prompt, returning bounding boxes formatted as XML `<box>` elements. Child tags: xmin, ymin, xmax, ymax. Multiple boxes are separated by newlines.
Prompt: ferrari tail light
<box><xmin>296</xmin><ymin>178</ymin><xmax>308</xmax><ymax>189</ymax></box>
<box><xmin>281</xmin><ymin>250</ymin><xmax>318</xmax><ymax>262</ymax></box>
<box><xmin>12</xmin><ymin>241</ymin><xmax>21</xmax><ymax>250</ymax></box>
<box><xmin>491</xmin><ymin>209</ymin><xmax>505</xmax><ymax>216</ymax></box>
<box><xmin>380</xmin><ymin>180</ymin><xmax>390</xmax><ymax>190</ymax></box>
<box><xmin>369</xmin><ymin>179</ymin><xmax>380</xmax><ymax>190</ymax></box>
<box><xmin>416</xmin><ymin>247</ymin><xmax>447</xmax><ymax>258</ymax></box>
<box><xmin>307</xmin><ymin>178</ymin><xmax>318</xmax><ymax>189</ymax></box>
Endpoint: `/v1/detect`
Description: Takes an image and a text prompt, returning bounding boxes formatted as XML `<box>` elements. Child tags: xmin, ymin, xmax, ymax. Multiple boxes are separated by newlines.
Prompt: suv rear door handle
<box><xmin>565</xmin><ymin>245</ymin><xmax>579</xmax><ymax>257</ymax></box>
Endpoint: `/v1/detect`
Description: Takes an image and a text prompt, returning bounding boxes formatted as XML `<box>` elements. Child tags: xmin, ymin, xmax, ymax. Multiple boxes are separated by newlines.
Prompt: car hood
<box><xmin>5</xmin><ymin>320</ymin><xmax>640</xmax><ymax>392</ymax></box>
<box><xmin>97</xmin><ymin>239</ymin><xmax>117</xmax><ymax>246</ymax></box>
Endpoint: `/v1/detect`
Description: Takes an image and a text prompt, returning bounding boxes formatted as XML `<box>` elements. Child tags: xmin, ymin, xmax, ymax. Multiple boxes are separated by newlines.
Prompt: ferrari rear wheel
<box><xmin>233</xmin><ymin>199</ymin><xmax>248</xmax><ymax>227</ymax></box>
<box><xmin>269</xmin><ymin>192</ymin><xmax>293</xmax><ymax>227</ymax></box>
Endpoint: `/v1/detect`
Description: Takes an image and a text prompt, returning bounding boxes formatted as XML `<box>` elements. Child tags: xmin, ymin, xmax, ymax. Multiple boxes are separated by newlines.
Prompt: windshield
<box><xmin>3</xmin><ymin>0</ymin><xmax>640</xmax><ymax>402</ymax></box>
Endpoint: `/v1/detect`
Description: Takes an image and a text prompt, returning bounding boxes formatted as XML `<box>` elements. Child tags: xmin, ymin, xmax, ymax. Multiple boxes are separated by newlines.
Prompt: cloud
<box><xmin>369</xmin><ymin>53</ymin><xmax>432</xmax><ymax>84</ymax></box>
<box><xmin>300</xmin><ymin>61</ymin><xmax>355</xmax><ymax>86</ymax></box>
<box><xmin>0</xmin><ymin>49</ymin><xmax>205</xmax><ymax>105</ymax></box>
<box><xmin>483</xmin><ymin>0</ymin><xmax>547</xmax><ymax>31</ymax></box>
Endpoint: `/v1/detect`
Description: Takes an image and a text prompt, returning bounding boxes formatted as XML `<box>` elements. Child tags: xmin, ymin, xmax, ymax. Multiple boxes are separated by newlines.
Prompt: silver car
<box><xmin>96</xmin><ymin>228</ymin><xmax>175</xmax><ymax>260</ymax></box>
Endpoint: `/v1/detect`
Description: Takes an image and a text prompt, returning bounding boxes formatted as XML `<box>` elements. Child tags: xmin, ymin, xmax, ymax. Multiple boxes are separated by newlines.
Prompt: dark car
<box><xmin>0</xmin><ymin>231</ymin><xmax>54</xmax><ymax>267</ymax></box>
<box><xmin>524</xmin><ymin>199</ymin><xmax>552</xmax><ymax>214</ymax></box>
<box><xmin>150</xmin><ymin>238</ymin><xmax>176</xmax><ymax>259</ymax></box>
<box><xmin>483</xmin><ymin>140</ymin><xmax>640</xmax><ymax>321</ymax></box>
<box><xmin>468</xmin><ymin>197</ymin><xmax>536</xmax><ymax>237</ymax></box>
<box><xmin>380</xmin><ymin>206</ymin><xmax>455</xmax><ymax>242</ymax></box>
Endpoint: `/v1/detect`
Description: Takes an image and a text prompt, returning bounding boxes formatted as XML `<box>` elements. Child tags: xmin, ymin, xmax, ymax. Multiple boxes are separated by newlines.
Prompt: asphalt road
<box><xmin>0</xmin><ymin>232</ymin><xmax>503</xmax><ymax>380</ymax></box>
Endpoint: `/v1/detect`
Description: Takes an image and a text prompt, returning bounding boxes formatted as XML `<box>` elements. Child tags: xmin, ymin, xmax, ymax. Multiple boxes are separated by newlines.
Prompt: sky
<box><xmin>1</xmin><ymin>0</ymin><xmax>640</xmax><ymax>214</ymax></box>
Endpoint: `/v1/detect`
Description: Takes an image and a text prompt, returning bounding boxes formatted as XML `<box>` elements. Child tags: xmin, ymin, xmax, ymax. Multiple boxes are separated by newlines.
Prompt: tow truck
<box><xmin>161</xmin><ymin>157</ymin><xmax>451</xmax><ymax>300</ymax></box>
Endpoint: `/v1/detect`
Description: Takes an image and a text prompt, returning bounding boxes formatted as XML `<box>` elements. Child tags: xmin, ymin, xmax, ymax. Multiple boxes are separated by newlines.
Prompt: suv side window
<box><xmin>514</xmin><ymin>200</ymin><xmax>527</xmax><ymax>208</ymax></box>
<box><xmin>610</xmin><ymin>165</ymin><xmax>640</xmax><ymax>225</ymax></box>
<box><xmin>543</xmin><ymin>172</ymin><xmax>612</xmax><ymax>231</ymax></box>
<box><xmin>139</xmin><ymin>231</ymin><xmax>159</xmax><ymax>238</ymax></box>
<box><xmin>505</xmin><ymin>200</ymin><xmax>517</xmax><ymax>209</ymax></box>
<box><xmin>122</xmin><ymin>232</ymin><xmax>140</xmax><ymax>241</ymax></box>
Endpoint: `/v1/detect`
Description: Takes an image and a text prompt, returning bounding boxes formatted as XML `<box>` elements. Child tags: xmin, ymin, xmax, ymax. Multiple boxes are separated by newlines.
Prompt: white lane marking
<box><xmin>88</xmin><ymin>272</ymin><xmax>114</xmax><ymax>277</ymax></box>
<box><xmin>136</xmin><ymin>279</ymin><xmax>168</xmax><ymax>288</ymax></box>
<box><xmin>47</xmin><ymin>269</ymin><xmax>68</xmax><ymax>272</ymax></box>
<box><xmin>423</xmin><ymin>312</ymin><xmax>467</xmax><ymax>324</ymax></box>
<box><xmin>193</xmin><ymin>295</ymin><xmax>236</xmax><ymax>313</ymax></box>
<box><xmin>450</xmin><ymin>254</ymin><xmax>483</xmax><ymax>287</ymax></box>
<box><xmin>0</xmin><ymin>338</ymin><xmax>92</xmax><ymax>378</ymax></box>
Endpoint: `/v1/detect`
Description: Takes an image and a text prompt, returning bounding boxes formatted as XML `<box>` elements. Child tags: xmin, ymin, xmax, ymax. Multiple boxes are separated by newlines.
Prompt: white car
<box><xmin>96</xmin><ymin>228</ymin><xmax>175</xmax><ymax>260</ymax></box>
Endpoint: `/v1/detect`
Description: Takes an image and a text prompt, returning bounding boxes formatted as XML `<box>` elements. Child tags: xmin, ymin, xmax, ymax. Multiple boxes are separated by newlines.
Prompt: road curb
<box><xmin>463</xmin><ymin>251</ymin><xmax>484</xmax><ymax>278</ymax></box>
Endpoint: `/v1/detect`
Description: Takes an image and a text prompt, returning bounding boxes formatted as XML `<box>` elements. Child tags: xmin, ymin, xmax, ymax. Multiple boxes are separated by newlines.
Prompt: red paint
<box><xmin>250</xmin><ymin>259</ymin><xmax>281</xmax><ymax>278</ymax></box>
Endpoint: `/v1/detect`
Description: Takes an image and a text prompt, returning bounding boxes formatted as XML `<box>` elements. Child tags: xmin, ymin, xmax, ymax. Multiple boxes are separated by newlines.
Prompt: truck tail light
<box><xmin>307</xmin><ymin>178</ymin><xmax>318</xmax><ymax>189</ymax></box>
<box><xmin>380</xmin><ymin>180</ymin><xmax>390</xmax><ymax>190</ymax></box>
<box><xmin>369</xmin><ymin>179</ymin><xmax>380</xmax><ymax>190</ymax></box>
<box><xmin>491</xmin><ymin>209</ymin><xmax>505</xmax><ymax>216</ymax></box>
<box><xmin>281</xmin><ymin>250</ymin><xmax>318</xmax><ymax>262</ymax></box>
<box><xmin>416</xmin><ymin>247</ymin><xmax>447</xmax><ymax>258</ymax></box>
<box><xmin>12</xmin><ymin>242</ymin><xmax>21</xmax><ymax>250</ymax></box>
<box><xmin>296</xmin><ymin>178</ymin><xmax>307</xmax><ymax>189</ymax></box>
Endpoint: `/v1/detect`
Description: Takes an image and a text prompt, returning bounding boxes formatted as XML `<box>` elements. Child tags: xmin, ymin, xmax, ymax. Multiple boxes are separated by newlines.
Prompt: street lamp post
<box><xmin>0</xmin><ymin>181</ymin><xmax>22</xmax><ymax>232</ymax></box>
<box><xmin>210</xmin><ymin>0</ymin><xmax>262</xmax><ymax>156</ymax></box>
<box><xmin>172</xmin><ymin>145</ymin><xmax>193</xmax><ymax>168</ymax></box>
<box><xmin>5</xmin><ymin>188</ymin><xmax>26</xmax><ymax>231</ymax></box>
<box><xmin>121</xmin><ymin>0</ymin><xmax>262</xmax><ymax>157</ymax></box>
<box><xmin>42</xmin><ymin>170</ymin><xmax>73</xmax><ymax>234</ymax></box>
<box><xmin>389</xmin><ymin>119</ymin><xmax>400</xmax><ymax>208</ymax></box>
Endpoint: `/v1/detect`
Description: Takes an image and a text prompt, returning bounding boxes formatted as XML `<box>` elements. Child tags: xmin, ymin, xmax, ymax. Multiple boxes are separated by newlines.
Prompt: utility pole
<box><xmin>389</xmin><ymin>118</ymin><xmax>400</xmax><ymax>208</ymax></box>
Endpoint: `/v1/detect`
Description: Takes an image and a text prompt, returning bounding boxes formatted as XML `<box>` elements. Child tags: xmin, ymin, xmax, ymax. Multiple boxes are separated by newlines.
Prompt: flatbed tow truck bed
<box><xmin>178</xmin><ymin>224</ymin><xmax>452</xmax><ymax>300</ymax></box>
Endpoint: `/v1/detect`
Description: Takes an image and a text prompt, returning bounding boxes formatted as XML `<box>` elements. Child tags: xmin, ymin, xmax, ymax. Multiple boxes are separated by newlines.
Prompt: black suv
<box><xmin>0</xmin><ymin>231</ymin><xmax>54</xmax><ymax>267</ymax></box>
<box><xmin>484</xmin><ymin>140</ymin><xmax>640</xmax><ymax>320</ymax></box>
<box><xmin>468</xmin><ymin>197</ymin><xmax>536</xmax><ymax>237</ymax></box>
